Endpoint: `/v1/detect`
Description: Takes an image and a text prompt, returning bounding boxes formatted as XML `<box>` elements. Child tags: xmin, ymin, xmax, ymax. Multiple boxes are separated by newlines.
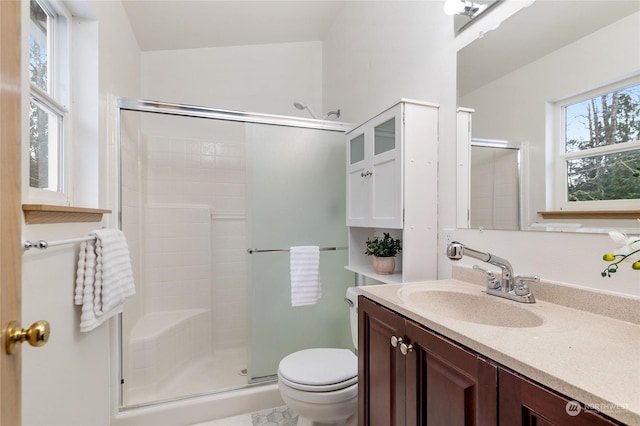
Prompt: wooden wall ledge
<box><xmin>538</xmin><ymin>210</ymin><xmax>640</xmax><ymax>220</ymax></box>
<box><xmin>22</xmin><ymin>204</ymin><xmax>111</xmax><ymax>224</ymax></box>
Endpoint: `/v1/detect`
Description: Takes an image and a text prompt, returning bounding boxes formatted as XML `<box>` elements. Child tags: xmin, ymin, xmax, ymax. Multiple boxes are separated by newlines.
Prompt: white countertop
<box><xmin>358</xmin><ymin>276</ymin><xmax>640</xmax><ymax>425</ymax></box>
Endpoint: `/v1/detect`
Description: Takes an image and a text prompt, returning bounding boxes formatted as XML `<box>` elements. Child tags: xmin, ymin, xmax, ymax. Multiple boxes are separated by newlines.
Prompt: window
<box><xmin>554</xmin><ymin>78</ymin><xmax>640</xmax><ymax>211</ymax></box>
<box><xmin>28</xmin><ymin>0</ymin><xmax>69</xmax><ymax>201</ymax></box>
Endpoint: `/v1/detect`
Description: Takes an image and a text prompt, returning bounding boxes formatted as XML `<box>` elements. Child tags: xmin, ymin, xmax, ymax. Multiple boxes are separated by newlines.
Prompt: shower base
<box><xmin>125</xmin><ymin>346</ymin><xmax>248</xmax><ymax>406</ymax></box>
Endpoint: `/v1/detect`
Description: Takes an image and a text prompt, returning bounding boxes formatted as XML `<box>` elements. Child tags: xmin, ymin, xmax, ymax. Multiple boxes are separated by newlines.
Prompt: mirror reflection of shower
<box><xmin>470</xmin><ymin>138</ymin><xmax>523</xmax><ymax>231</ymax></box>
<box><xmin>293</xmin><ymin>100</ymin><xmax>341</xmax><ymax>120</ymax></box>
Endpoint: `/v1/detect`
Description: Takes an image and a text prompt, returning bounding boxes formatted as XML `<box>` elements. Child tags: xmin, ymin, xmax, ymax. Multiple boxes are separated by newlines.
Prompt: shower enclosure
<box><xmin>116</xmin><ymin>99</ymin><xmax>353</xmax><ymax>409</ymax></box>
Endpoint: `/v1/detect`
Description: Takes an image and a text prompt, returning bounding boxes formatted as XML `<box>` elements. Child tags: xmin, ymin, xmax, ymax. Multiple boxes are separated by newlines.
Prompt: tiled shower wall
<box><xmin>144</xmin><ymin>205</ymin><xmax>211</xmax><ymax>312</ymax></box>
<box><xmin>470</xmin><ymin>147</ymin><xmax>520</xmax><ymax>230</ymax></box>
<box><xmin>144</xmin><ymin>118</ymin><xmax>247</xmax><ymax>352</ymax></box>
<box><xmin>122</xmin><ymin>115</ymin><xmax>249</xmax><ymax>402</ymax></box>
<box><xmin>121</xmin><ymin>112</ymin><xmax>143</xmax><ymax>346</ymax></box>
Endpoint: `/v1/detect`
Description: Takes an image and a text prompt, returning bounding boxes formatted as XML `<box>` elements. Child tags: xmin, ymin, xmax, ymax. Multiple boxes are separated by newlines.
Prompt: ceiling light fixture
<box><xmin>444</xmin><ymin>0</ymin><xmax>487</xmax><ymax>18</ymax></box>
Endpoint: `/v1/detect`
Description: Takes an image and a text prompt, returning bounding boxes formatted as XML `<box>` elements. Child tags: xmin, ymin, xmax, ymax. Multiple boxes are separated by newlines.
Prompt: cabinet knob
<box><xmin>390</xmin><ymin>335</ymin><xmax>403</xmax><ymax>348</ymax></box>
<box><xmin>360</xmin><ymin>170</ymin><xmax>372</xmax><ymax>178</ymax></box>
<box><xmin>400</xmin><ymin>342</ymin><xmax>414</xmax><ymax>355</ymax></box>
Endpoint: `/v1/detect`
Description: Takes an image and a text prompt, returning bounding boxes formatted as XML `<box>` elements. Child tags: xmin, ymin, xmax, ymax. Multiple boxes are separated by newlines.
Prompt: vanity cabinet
<box><xmin>346</xmin><ymin>100</ymin><xmax>439</xmax><ymax>283</ymax></box>
<box><xmin>359</xmin><ymin>296</ymin><xmax>622</xmax><ymax>426</ymax></box>
<box><xmin>358</xmin><ymin>296</ymin><xmax>497</xmax><ymax>425</ymax></box>
<box><xmin>499</xmin><ymin>368</ymin><xmax>619</xmax><ymax>426</ymax></box>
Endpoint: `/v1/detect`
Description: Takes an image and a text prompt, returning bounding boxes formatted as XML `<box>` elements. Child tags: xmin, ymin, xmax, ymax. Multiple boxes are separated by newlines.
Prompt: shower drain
<box><xmin>239</xmin><ymin>368</ymin><xmax>248</xmax><ymax>376</ymax></box>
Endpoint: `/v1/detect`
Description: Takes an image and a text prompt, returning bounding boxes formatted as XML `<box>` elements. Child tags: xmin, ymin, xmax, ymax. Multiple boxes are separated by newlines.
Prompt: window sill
<box><xmin>22</xmin><ymin>204</ymin><xmax>111</xmax><ymax>224</ymax></box>
<box><xmin>538</xmin><ymin>210</ymin><xmax>640</xmax><ymax>220</ymax></box>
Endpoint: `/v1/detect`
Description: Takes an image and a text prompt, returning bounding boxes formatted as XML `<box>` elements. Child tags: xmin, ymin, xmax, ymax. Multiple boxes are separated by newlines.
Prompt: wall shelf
<box><xmin>22</xmin><ymin>204</ymin><xmax>111</xmax><ymax>224</ymax></box>
<box><xmin>538</xmin><ymin>210</ymin><xmax>640</xmax><ymax>220</ymax></box>
<box><xmin>344</xmin><ymin>264</ymin><xmax>403</xmax><ymax>284</ymax></box>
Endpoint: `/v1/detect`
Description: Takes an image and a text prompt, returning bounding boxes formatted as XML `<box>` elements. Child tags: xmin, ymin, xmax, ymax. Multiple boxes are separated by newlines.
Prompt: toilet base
<box><xmin>278</xmin><ymin>381</ymin><xmax>357</xmax><ymax>426</ymax></box>
<box><xmin>296</xmin><ymin>413</ymin><xmax>357</xmax><ymax>426</ymax></box>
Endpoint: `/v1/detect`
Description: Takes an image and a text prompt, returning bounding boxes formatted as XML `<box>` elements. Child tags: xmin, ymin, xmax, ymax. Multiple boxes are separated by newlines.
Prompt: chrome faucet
<box><xmin>446</xmin><ymin>241</ymin><xmax>537</xmax><ymax>303</ymax></box>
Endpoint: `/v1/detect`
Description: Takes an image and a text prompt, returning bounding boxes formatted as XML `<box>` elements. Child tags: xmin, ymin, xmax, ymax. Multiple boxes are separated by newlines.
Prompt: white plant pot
<box><xmin>373</xmin><ymin>256</ymin><xmax>395</xmax><ymax>275</ymax></box>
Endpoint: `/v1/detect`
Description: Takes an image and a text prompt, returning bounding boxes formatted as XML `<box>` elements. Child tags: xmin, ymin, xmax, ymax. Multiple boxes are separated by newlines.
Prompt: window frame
<box><xmin>552</xmin><ymin>75</ymin><xmax>640</xmax><ymax>212</ymax></box>
<box><xmin>27</xmin><ymin>0</ymin><xmax>72</xmax><ymax>206</ymax></box>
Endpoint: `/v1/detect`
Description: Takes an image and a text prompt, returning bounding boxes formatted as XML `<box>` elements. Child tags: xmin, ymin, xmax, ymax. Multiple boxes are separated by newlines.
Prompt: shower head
<box><xmin>292</xmin><ymin>100</ymin><xmax>318</xmax><ymax>119</ymax></box>
<box><xmin>323</xmin><ymin>109</ymin><xmax>341</xmax><ymax>120</ymax></box>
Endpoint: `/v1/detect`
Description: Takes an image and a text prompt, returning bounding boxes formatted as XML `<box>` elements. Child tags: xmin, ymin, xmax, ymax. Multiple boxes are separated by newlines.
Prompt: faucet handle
<box><xmin>513</xmin><ymin>275</ymin><xmax>539</xmax><ymax>296</ymax></box>
<box><xmin>514</xmin><ymin>275</ymin><xmax>540</xmax><ymax>284</ymax></box>
<box><xmin>472</xmin><ymin>265</ymin><xmax>500</xmax><ymax>289</ymax></box>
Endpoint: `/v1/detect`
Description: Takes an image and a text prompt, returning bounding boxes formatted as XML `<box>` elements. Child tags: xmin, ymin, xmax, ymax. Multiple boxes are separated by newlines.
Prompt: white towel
<box><xmin>74</xmin><ymin>229</ymin><xmax>136</xmax><ymax>332</ymax></box>
<box><xmin>290</xmin><ymin>246</ymin><xmax>322</xmax><ymax>307</ymax></box>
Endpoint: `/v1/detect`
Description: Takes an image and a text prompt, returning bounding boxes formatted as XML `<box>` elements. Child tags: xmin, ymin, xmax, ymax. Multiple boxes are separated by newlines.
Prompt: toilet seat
<box><xmin>278</xmin><ymin>348</ymin><xmax>357</xmax><ymax>392</ymax></box>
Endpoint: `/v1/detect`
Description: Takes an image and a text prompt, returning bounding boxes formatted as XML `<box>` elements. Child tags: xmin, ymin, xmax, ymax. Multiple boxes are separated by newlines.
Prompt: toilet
<box><xmin>277</xmin><ymin>287</ymin><xmax>361</xmax><ymax>426</ymax></box>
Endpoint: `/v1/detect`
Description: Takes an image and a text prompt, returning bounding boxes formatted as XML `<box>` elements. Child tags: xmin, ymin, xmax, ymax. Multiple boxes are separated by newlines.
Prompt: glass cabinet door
<box><xmin>349</xmin><ymin>133</ymin><xmax>365</xmax><ymax>164</ymax></box>
<box><xmin>374</xmin><ymin>117</ymin><xmax>396</xmax><ymax>155</ymax></box>
<box><xmin>370</xmin><ymin>107</ymin><xmax>403</xmax><ymax>229</ymax></box>
<box><xmin>346</xmin><ymin>131</ymin><xmax>369</xmax><ymax>227</ymax></box>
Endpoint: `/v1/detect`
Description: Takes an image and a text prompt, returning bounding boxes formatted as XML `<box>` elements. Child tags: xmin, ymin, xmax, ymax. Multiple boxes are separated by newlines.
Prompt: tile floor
<box><xmin>193</xmin><ymin>413</ymin><xmax>253</xmax><ymax>426</ymax></box>
<box><xmin>192</xmin><ymin>406</ymin><xmax>298</xmax><ymax>426</ymax></box>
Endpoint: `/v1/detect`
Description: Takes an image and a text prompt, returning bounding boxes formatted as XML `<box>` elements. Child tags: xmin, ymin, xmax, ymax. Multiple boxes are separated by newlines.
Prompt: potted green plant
<box><xmin>365</xmin><ymin>232</ymin><xmax>402</xmax><ymax>275</ymax></box>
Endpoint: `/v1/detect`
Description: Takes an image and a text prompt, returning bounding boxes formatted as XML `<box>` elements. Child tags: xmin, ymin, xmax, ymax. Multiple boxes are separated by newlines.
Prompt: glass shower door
<box><xmin>246</xmin><ymin>123</ymin><xmax>353</xmax><ymax>381</ymax></box>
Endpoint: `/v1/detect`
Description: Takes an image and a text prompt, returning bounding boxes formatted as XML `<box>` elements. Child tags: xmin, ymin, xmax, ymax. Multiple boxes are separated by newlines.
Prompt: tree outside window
<box><xmin>29</xmin><ymin>0</ymin><xmax>64</xmax><ymax>193</ymax></box>
<box><xmin>560</xmin><ymin>82</ymin><xmax>640</xmax><ymax>206</ymax></box>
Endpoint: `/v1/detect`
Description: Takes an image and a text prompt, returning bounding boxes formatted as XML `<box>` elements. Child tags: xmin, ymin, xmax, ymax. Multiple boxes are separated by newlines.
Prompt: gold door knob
<box><xmin>5</xmin><ymin>320</ymin><xmax>50</xmax><ymax>354</ymax></box>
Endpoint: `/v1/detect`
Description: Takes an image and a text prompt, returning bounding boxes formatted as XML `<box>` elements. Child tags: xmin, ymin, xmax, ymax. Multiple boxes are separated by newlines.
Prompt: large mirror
<box><xmin>456</xmin><ymin>1</ymin><xmax>640</xmax><ymax>231</ymax></box>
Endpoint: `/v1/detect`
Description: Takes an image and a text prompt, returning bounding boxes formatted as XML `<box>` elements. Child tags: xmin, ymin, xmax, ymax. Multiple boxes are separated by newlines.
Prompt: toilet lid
<box><xmin>278</xmin><ymin>348</ymin><xmax>357</xmax><ymax>391</ymax></box>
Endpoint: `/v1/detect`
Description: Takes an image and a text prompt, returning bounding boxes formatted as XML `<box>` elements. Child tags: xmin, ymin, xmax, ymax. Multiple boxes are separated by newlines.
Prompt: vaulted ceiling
<box><xmin>121</xmin><ymin>0</ymin><xmax>346</xmax><ymax>51</ymax></box>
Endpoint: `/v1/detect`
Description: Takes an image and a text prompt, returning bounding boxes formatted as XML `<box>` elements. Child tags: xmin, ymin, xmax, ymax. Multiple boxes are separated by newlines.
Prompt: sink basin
<box><xmin>398</xmin><ymin>287</ymin><xmax>543</xmax><ymax>328</ymax></box>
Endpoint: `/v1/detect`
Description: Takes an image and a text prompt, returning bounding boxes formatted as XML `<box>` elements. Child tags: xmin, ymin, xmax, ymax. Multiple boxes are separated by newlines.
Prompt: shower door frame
<box><xmin>113</xmin><ymin>97</ymin><xmax>352</xmax><ymax>410</ymax></box>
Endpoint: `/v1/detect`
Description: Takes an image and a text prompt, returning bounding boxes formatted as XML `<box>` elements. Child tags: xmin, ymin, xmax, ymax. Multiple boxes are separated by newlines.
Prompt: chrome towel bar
<box><xmin>23</xmin><ymin>236</ymin><xmax>96</xmax><ymax>252</ymax></box>
<box><xmin>247</xmin><ymin>246</ymin><xmax>346</xmax><ymax>254</ymax></box>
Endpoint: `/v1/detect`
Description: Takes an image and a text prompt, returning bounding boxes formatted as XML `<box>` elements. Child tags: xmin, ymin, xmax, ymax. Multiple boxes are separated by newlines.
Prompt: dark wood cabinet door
<box><xmin>359</xmin><ymin>296</ymin><xmax>407</xmax><ymax>426</ymax></box>
<box><xmin>407</xmin><ymin>321</ymin><xmax>498</xmax><ymax>426</ymax></box>
<box><xmin>499</xmin><ymin>368</ymin><xmax>621</xmax><ymax>426</ymax></box>
<box><xmin>359</xmin><ymin>296</ymin><xmax>498</xmax><ymax>426</ymax></box>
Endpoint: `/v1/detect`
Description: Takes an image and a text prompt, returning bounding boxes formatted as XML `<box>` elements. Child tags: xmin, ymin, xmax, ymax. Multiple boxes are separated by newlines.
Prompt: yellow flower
<box><xmin>601</xmin><ymin>232</ymin><xmax>640</xmax><ymax>278</ymax></box>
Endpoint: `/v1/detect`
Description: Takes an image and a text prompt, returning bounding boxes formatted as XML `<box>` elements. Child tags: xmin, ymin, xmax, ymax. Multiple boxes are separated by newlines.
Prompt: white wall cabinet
<box><xmin>347</xmin><ymin>106</ymin><xmax>403</xmax><ymax>228</ymax></box>
<box><xmin>346</xmin><ymin>99</ymin><xmax>439</xmax><ymax>284</ymax></box>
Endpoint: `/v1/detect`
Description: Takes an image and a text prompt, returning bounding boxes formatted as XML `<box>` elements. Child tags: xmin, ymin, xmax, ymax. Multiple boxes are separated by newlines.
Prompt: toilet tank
<box><xmin>345</xmin><ymin>287</ymin><xmax>361</xmax><ymax>351</ymax></box>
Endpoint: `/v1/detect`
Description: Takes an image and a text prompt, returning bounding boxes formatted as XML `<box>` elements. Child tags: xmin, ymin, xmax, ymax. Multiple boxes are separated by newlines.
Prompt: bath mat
<box><xmin>251</xmin><ymin>405</ymin><xmax>298</xmax><ymax>426</ymax></box>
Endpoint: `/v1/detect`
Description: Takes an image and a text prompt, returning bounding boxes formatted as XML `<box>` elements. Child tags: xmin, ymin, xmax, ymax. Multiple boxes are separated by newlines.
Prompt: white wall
<box><xmin>140</xmin><ymin>41</ymin><xmax>323</xmax><ymax>117</ymax></box>
<box><xmin>21</xmin><ymin>1</ymin><xmax>140</xmax><ymax>425</ymax></box>
<box><xmin>322</xmin><ymin>1</ymin><xmax>456</xmax><ymax>125</ymax></box>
